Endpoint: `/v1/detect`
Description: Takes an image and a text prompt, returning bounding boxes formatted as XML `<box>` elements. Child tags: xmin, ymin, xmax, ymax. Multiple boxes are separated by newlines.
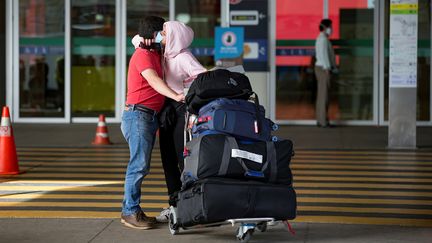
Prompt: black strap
<box><xmin>266</xmin><ymin>142</ymin><xmax>278</xmax><ymax>183</ymax></box>
<box><xmin>226</xmin><ymin>137</ymin><xmax>250</xmax><ymax>173</ymax></box>
<box><xmin>218</xmin><ymin>136</ymin><xmax>236</xmax><ymax>176</ymax></box>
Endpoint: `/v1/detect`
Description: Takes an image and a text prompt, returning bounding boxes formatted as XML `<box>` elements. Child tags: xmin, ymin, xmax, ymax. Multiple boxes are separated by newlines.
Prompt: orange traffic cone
<box><xmin>0</xmin><ymin>106</ymin><xmax>20</xmax><ymax>175</ymax></box>
<box><xmin>92</xmin><ymin>114</ymin><xmax>112</xmax><ymax>145</ymax></box>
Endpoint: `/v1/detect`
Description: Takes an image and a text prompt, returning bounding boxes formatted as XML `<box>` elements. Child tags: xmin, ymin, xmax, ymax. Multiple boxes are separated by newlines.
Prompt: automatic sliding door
<box><xmin>18</xmin><ymin>0</ymin><xmax>65</xmax><ymax>118</ymax></box>
<box><xmin>71</xmin><ymin>0</ymin><xmax>116</xmax><ymax>118</ymax></box>
<box><xmin>275</xmin><ymin>0</ymin><xmax>375</xmax><ymax>124</ymax></box>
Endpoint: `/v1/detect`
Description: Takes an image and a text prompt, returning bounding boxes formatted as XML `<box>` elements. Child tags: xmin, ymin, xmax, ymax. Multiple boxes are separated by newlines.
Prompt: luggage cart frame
<box><xmin>168</xmin><ymin>206</ymin><xmax>278</xmax><ymax>243</ymax></box>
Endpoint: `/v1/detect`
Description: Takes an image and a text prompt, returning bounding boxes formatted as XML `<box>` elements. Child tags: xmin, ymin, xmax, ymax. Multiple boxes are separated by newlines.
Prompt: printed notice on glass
<box><xmin>389</xmin><ymin>0</ymin><xmax>418</xmax><ymax>88</ymax></box>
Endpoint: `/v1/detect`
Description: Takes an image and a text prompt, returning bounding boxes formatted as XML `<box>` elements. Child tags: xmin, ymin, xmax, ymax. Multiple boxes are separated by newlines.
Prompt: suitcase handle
<box><xmin>223</xmin><ymin>112</ymin><xmax>227</xmax><ymax>129</ymax></box>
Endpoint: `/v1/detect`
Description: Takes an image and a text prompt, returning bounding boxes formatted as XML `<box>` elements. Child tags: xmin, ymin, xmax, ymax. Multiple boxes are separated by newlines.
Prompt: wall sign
<box><xmin>389</xmin><ymin>0</ymin><xmax>418</xmax><ymax>88</ymax></box>
<box><xmin>214</xmin><ymin>27</ymin><xmax>244</xmax><ymax>60</ymax></box>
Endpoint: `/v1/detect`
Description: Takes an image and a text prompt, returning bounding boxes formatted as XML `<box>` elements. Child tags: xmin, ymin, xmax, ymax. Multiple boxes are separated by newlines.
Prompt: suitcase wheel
<box><xmin>168</xmin><ymin>206</ymin><xmax>179</xmax><ymax>235</ymax></box>
<box><xmin>236</xmin><ymin>224</ymin><xmax>255</xmax><ymax>243</ymax></box>
<box><xmin>272</xmin><ymin>124</ymin><xmax>279</xmax><ymax>131</ymax></box>
<box><xmin>256</xmin><ymin>222</ymin><xmax>267</xmax><ymax>232</ymax></box>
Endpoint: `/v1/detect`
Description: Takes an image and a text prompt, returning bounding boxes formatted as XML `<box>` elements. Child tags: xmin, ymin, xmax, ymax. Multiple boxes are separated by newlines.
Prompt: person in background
<box><xmin>121</xmin><ymin>16</ymin><xmax>184</xmax><ymax>230</ymax></box>
<box><xmin>314</xmin><ymin>19</ymin><xmax>337</xmax><ymax>128</ymax></box>
<box><xmin>132</xmin><ymin>20</ymin><xmax>206</xmax><ymax>223</ymax></box>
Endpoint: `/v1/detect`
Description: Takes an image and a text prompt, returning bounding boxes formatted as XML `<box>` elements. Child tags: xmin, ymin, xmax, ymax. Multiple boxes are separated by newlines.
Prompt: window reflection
<box><xmin>175</xmin><ymin>0</ymin><xmax>220</xmax><ymax>68</ymax></box>
<box><xmin>19</xmin><ymin>0</ymin><xmax>65</xmax><ymax>117</ymax></box>
<box><xmin>71</xmin><ymin>0</ymin><xmax>116</xmax><ymax>117</ymax></box>
<box><xmin>276</xmin><ymin>0</ymin><xmax>375</xmax><ymax>121</ymax></box>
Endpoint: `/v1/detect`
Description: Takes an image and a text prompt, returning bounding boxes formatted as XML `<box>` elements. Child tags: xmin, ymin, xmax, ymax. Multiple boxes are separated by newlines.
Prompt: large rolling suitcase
<box><xmin>182</xmin><ymin>134</ymin><xmax>293</xmax><ymax>187</ymax></box>
<box><xmin>192</xmin><ymin>98</ymin><xmax>277</xmax><ymax>142</ymax></box>
<box><xmin>176</xmin><ymin>178</ymin><xmax>297</xmax><ymax>227</ymax></box>
<box><xmin>186</xmin><ymin>69</ymin><xmax>253</xmax><ymax>114</ymax></box>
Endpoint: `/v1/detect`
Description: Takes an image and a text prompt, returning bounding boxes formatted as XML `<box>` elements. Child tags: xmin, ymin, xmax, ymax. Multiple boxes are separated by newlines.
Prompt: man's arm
<box><xmin>141</xmin><ymin>69</ymin><xmax>184</xmax><ymax>102</ymax></box>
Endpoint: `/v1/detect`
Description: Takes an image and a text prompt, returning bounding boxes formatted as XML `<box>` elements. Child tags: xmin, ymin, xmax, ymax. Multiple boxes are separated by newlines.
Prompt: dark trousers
<box><xmin>158</xmin><ymin>99</ymin><xmax>185</xmax><ymax>206</ymax></box>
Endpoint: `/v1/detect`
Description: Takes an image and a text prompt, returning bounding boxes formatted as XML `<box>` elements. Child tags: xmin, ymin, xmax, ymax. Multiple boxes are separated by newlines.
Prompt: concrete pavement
<box><xmin>1</xmin><ymin>219</ymin><xmax>431</xmax><ymax>243</ymax></box>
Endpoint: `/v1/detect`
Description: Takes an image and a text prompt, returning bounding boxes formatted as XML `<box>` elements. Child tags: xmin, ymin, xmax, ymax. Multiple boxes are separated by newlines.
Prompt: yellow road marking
<box><xmin>298</xmin><ymin>206</ymin><xmax>432</xmax><ymax>215</ymax></box>
<box><xmin>6</xmin><ymin>173</ymin><xmax>165</xmax><ymax>179</ymax></box>
<box><xmin>2</xmin><ymin>193</ymin><xmax>429</xmax><ymax>206</ymax></box>
<box><xmin>0</xmin><ymin>180</ymin><xmax>123</xmax><ymax>185</ymax></box>
<box><xmin>294</xmin><ymin>216</ymin><xmax>432</xmax><ymax>227</ymax></box>
<box><xmin>18</xmin><ymin>152</ymin><xmax>132</xmax><ymax>156</ymax></box>
<box><xmin>1</xmin><ymin>186</ymin><xmax>429</xmax><ymax>197</ymax></box>
<box><xmin>0</xmin><ymin>210</ymin><xmax>153</xmax><ymax>218</ymax></box>
<box><xmin>20</xmin><ymin>169</ymin><xmax>432</xmax><ymax>179</ymax></box>
<box><xmin>294</xmin><ymin>155</ymin><xmax>432</xmax><ymax>159</ymax></box>
<box><xmin>294</xmin><ymin>176</ymin><xmax>432</xmax><ymax>183</ymax></box>
<box><xmin>296</xmin><ymin>189</ymin><xmax>432</xmax><ymax>197</ymax></box>
<box><xmin>294</xmin><ymin>182</ymin><xmax>432</xmax><ymax>190</ymax></box>
<box><xmin>298</xmin><ymin>197</ymin><xmax>432</xmax><ymax>206</ymax></box>
<box><xmin>0</xmin><ymin>194</ymin><xmax>167</xmax><ymax>200</ymax></box>
<box><xmin>17</xmin><ymin>148</ymin><xmax>432</xmax><ymax>156</ymax></box>
<box><xmin>293</xmin><ymin>170</ymin><xmax>432</xmax><ymax>176</ymax></box>
<box><xmin>295</xmin><ymin>151</ymin><xmax>432</xmax><ymax>156</ymax></box>
<box><xmin>291</xmin><ymin>164</ymin><xmax>432</xmax><ymax>171</ymax></box>
<box><xmin>0</xmin><ymin>201</ymin><xmax>167</xmax><ymax>208</ymax></box>
<box><xmin>18</xmin><ymin>162</ymin><xmax>164</xmax><ymax>168</ymax></box>
<box><xmin>23</xmin><ymin>167</ymin><xmax>165</xmax><ymax>173</ymax></box>
<box><xmin>0</xmin><ymin>186</ymin><xmax>166</xmax><ymax>192</ymax></box>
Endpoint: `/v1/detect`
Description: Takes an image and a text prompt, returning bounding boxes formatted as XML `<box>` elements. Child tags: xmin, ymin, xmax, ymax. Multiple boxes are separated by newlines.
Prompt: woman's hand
<box><xmin>131</xmin><ymin>34</ymin><xmax>144</xmax><ymax>49</ymax></box>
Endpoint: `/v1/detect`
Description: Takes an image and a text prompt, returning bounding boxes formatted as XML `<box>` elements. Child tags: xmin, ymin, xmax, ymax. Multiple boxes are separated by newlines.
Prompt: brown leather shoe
<box><xmin>141</xmin><ymin>211</ymin><xmax>157</xmax><ymax>224</ymax></box>
<box><xmin>121</xmin><ymin>211</ymin><xmax>154</xmax><ymax>230</ymax></box>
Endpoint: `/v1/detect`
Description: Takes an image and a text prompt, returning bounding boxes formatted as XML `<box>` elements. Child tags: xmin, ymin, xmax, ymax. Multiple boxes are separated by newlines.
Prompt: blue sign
<box><xmin>214</xmin><ymin>27</ymin><xmax>244</xmax><ymax>60</ymax></box>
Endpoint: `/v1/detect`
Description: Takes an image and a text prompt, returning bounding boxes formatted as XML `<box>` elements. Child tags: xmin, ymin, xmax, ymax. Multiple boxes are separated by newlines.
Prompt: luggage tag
<box><xmin>231</xmin><ymin>149</ymin><xmax>263</xmax><ymax>164</ymax></box>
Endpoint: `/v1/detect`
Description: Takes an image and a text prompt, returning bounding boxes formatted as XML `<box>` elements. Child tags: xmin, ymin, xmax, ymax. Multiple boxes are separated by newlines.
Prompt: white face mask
<box><xmin>325</xmin><ymin>28</ymin><xmax>332</xmax><ymax>36</ymax></box>
<box><xmin>154</xmin><ymin>31</ymin><xmax>164</xmax><ymax>43</ymax></box>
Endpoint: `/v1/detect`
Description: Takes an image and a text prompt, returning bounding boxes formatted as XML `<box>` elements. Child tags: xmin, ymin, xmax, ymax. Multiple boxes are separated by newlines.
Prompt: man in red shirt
<box><xmin>120</xmin><ymin>16</ymin><xmax>184</xmax><ymax>230</ymax></box>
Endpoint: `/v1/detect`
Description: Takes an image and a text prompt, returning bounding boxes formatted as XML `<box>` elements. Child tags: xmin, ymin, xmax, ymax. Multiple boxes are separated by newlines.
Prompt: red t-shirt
<box><xmin>126</xmin><ymin>48</ymin><xmax>165</xmax><ymax>112</ymax></box>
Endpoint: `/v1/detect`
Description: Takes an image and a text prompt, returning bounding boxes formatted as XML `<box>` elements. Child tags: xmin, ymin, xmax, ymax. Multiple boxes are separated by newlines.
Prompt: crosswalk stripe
<box><xmin>294</xmin><ymin>216</ymin><xmax>432</xmax><ymax>227</ymax></box>
<box><xmin>2</xmin><ymin>146</ymin><xmax>432</xmax><ymax>228</ymax></box>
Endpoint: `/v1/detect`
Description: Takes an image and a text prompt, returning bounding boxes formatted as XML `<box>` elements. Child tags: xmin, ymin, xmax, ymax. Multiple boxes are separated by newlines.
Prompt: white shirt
<box><xmin>315</xmin><ymin>32</ymin><xmax>336</xmax><ymax>70</ymax></box>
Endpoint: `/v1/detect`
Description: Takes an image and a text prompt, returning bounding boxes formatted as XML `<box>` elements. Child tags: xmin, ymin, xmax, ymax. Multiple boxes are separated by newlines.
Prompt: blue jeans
<box><xmin>121</xmin><ymin>109</ymin><xmax>158</xmax><ymax>216</ymax></box>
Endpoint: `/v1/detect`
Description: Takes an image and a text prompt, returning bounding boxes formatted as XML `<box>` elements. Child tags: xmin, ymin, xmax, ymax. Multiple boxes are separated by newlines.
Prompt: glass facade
<box><xmin>0</xmin><ymin>0</ymin><xmax>5</xmax><ymax>107</ymax></box>
<box><xmin>5</xmin><ymin>0</ymin><xmax>432</xmax><ymax>125</ymax></box>
<box><xmin>175</xmin><ymin>0</ymin><xmax>220</xmax><ymax>68</ymax></box>
<box><xmin>126</xmin><ymin>0</ymin><xmax>169</xmax><ymax>65</ymax></box>
<box><xmin>275</xmin><ymin>0</ymin><xmax>375</xmax><ymax>121</ymax></box>
<box><xmin>18</xmin><ymin>0</ymin><xmax>65</xmax><ymax>117</ymax></box>
<box><xmin>71</xmin><ymin>0</ymin><xmax>116</xmax><ymax>117</ymax></box>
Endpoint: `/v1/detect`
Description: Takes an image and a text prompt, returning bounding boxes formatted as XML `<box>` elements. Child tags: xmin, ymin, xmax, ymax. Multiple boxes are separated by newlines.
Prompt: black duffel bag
<box><xmin>185</xmin><ymin>69</ymin><xmax>253</xmax><ymax>114</ymax></box>
<box><xmin>182</xmin><ymin>134</ymin><xmax>293</xmax><ymax>187</ymax></box>
<box><xmin>176</xmin><ymin>178</ymin><xmax>297</xmax><ymax>227</ymax></box>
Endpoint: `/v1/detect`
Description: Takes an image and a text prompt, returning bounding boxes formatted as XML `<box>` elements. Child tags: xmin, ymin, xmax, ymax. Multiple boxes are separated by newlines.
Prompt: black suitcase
<box><xmin>182</xmin><ymin>134</ymin><xmax>293</xmax><ymax>187</ymax></box>
<box><xmin>176</xmin><ymin>178</ymin><xmax>297</xmax><ymax>227</ymax></box>
<box><xmin>186</xmin><ymin>69</ymin><xmax>253</xmax><ymax>114</ymax></box>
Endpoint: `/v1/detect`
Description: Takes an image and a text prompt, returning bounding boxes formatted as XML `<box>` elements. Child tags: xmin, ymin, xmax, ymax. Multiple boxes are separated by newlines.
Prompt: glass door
<box><xmin>126</xmin><ymin>0</ymin><xmax>169</xmax><ymax>75</ymax></box>
<box><xmin>15</xmin><ymin>0</ymin><xmax>67</xmax><ymax>121</ymax></box>
<box><xmin>71</xmin><ymin>0</ymin><xmax>116</xmax><ymax>120</ymax></box>
<box><xmin>274</xmin><ymin>0</ymin><xmax>376</xmax><ymax>125</ymax></box>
